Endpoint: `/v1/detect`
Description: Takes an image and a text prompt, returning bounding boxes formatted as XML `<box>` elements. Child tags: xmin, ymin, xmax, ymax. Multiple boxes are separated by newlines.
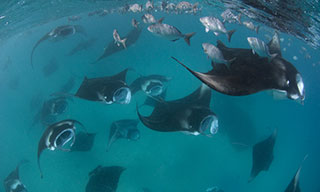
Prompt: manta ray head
<box><xmin>142</xmin><ymin>80</ymin><xmax>164</xmax><ymax>96</ymax></box>
<box><xmin>54</xmin><ymin>128</ymin><xmax>75</xmax><ymax>150</ymax></box>
<box><xmin>56</xmin><ymin>25</ymin><xmax>76</xmax><ymax>37</ymax></box>
<box><xmin>186</xmin><ymin>106</ymin><xmax>218</xmax><ymax>136</ymax></box>
<box><xmin>287</xmin><ymin>73</ymin><xmax>305</xmax><ymax>102</ymax></box>
<box><xmin>273</xmin><ymin>57</ymin><xmax>305</xmax><ymax>103</ymax></box>
<box><xmin>113</xmin><ymin>87</ymin><xmax>131</xmax><ymax>104</ymax></box>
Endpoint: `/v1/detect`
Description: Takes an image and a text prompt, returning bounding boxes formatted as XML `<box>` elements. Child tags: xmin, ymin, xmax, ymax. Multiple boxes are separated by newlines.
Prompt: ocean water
<box><xmin>0</xmin><ymin>0</ymin><xmax>320</xmax><ymax>192</ymax></box>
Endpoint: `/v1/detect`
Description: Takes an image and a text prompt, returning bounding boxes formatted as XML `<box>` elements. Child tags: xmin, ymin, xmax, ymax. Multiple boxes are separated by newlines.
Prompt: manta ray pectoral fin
<box><xmin>171</xmin><ymin>56</ymin><xmax>217</xmax><ymax>92</ymax></box>
<box><xmin>111</xmin><ymin>68</ymin><xmax>129</xmax><ymax>82</ymax></box>
<box><xmin>30</xmin><ymin>32</ymin><xmax>51</xmax><ymax>69</ymax></box>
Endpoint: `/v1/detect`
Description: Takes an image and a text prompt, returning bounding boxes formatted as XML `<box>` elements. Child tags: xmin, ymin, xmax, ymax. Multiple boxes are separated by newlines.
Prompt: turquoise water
<box><xmin>0</xmin><ymin>1</ymin><xmax>320</xmax><ymax>192</ymax></box>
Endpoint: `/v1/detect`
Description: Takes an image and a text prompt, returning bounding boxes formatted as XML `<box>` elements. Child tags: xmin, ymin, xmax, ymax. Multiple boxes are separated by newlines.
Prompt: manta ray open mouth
<box><xmin>58</xmin><ymin>26</ymin><xmax>76</xmax><ymax>37</ymax></box>
<box><xmin>52</xmin><ymin>100</ymin><xmax>68</xmax><ymax>115</ymax></box>
<box><xmin>54</xmin><ymin>129</ymin><xmax>75</xmax><ymax>149</ymax></box>
<box><xmin>145</xmin><ymin>80</ymin><xmax>164</xmax><ymax>96</ymax></box>
<box><xmin>127</xmin><ymin>129</ymin><xmax>140</xmax><ymax>141</ymax></box>
<box><xmin>113</xmin><ymin>87</ymin><xmax>131</xmax><ymax>104</ymax></box>
<box><xmin>200</xmin><ymin>115</ymin><xmax>219</xmax><ymax>135</ymax></box>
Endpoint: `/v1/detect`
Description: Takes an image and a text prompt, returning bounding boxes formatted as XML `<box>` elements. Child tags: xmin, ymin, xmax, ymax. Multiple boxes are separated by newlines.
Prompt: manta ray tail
<box><xmin>184</xmin><ymin>32</ymin><xmax>196</xmax><ymax>46</ymax></box>
<box><xmin>37</xmin><ymin>153</ymin><xmax>44</xmax><ymax>178</ymax></box>
<box><xmin>227</xmin><ymin>29</ymin><xmax>236</xmax><ymax>42</ymax></box>
<box><xmin>30</xmin><ymin>33</ymin><xmax>51</xmax><ymax>69</ymax></box>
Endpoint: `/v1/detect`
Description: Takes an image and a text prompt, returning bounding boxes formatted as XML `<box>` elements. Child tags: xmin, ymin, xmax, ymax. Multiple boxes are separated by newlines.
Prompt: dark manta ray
<box><xmin>172</xmin><ymin>39</ymin><xmax>305</xmax><ymax>102</ymax></box>
<box><xmin>30</xmin><ymin>25</ymin><xmax>86</xmax><ymax>68</ymax></box>
<box><xmin>137</xmin><ymin>84</ymin><xmax>219</xmax><ymax>136</ymax></box>
<box><xmin>74</xmin><ymin>69</ymin><xmax>131</xmax><ymax>104</ymax></box>
<box><xmin>32</xmin><ymin>96</ymin><xmax>70</xmax><ymax>126</ymax></box>
<box><xmin>249</xmin><ymin>129</ymin><xmax>277</xmax><ymax>182</ymax></box>
<box><xmin>93</xmin><ymin>26</ymin><xmax>143</xmax><ymax>64</ymax></box>
<box><xmin>4</xmin><ymin>160</ymin><xmax>28</xmax><ymax>192</ymax></box>
<box><xmin>130</xmin><ymin>74</ymin><xmax>171</xmax><ymax>96</ymax></box>
<box><xmin>106</xmin><ymin>119</ymin><xmax>140</xmax><ymax>151</ymax></box>
<box><xmin>37</xmin><ymin>119</ymin><xmax>85</xmax><ymax>178</ymax></box>
<box><xmin>71</xmin><ymin>132</ymin><xmax>96</xmax><ymax>152</ymax></box>
<box><xmin>86</xmin><ymin>165</ymin><xmax>125</xmax><ymax>192</ymax></box>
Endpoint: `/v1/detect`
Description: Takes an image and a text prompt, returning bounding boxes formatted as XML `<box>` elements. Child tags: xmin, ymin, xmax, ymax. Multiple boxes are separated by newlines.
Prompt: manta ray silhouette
<box><xmin>249</xmin><ymin>129</ymin><xmax>277</xmax><ymax>182</ymax></box>
<box><xmin>93</xmin><ymin>26</ymin><xmax>143</xmax><ymax>64</ymax></box>
<box><xmin>73</xmin><ymin>69</ymin><xmax>131</xmax><ymax>104</ymax></box>
<box><xmin>86</xmin><ymin>165</ymin><xmax>125</xmax><ymax>192</ymax></box>
<box><xmin>4</xmin><ymin>160</ymin><xmax>29</xmax><ymax>192</ymax></box>
<box><xmin>30</xmin><ymin>25</ymin><xmax>86</xmax><ymax>68</ymax></box>
<box><xmin>37</xmin><ymin>119</ymin><xmax>84</xmax><ymax>178</ymax></box>
<box><xmin>172</xmin><ymin>38</ymin><xmax>305</xmax><ymax>102</ymax></box>
<box><xmin>106</xmin><ymin>119</ymin><xmax>140</xmax><ymax>151</ymax></box>
<box><xmin>137</xmin><ymin>84</ymin><xmax>218</xmax><ymax>136</ymax></box>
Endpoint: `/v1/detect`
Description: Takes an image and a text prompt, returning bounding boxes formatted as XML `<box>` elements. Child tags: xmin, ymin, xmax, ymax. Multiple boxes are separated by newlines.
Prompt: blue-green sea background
<box><xmin>0</xmin><ymin>1</ymin><xmax>320</xmax><ymax>192</ymax></box>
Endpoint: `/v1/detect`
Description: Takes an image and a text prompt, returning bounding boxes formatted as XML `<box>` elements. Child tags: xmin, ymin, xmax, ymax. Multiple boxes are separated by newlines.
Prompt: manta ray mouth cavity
<box><xmin>54</xmin><ymin>128</ymin><xmax>75</xmax><ymax>149</ymax></box>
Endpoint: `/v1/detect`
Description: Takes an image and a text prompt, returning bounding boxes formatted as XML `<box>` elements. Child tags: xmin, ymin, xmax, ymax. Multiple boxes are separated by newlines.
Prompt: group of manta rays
<box><xmin>5</xmin><ymin>14</ymin><xmax>306</xmax><ymax>192</ymax></box>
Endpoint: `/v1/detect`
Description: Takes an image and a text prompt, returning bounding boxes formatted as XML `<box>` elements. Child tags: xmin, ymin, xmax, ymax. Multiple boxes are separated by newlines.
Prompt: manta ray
<box><xmin>249</xmin><ymin>129</ymin><xmax>277</xmax><ymax>182</ymax></box>
<box><xmin>86</xmin><ymin>165</ymin><xmax>125</xmax><ymax>192</ymax></box>
<box><xmin>172</xmin><ymin>37</ymin><xmax>305</xmax><ymax>102</ymax></box>
<box><xmin>73</xmin><ymin>69</ymin><xmax>131</xmax><ymax>104</ymax></box>
<box><xmin>137</xmin><ymin>84</ymin><xmax>218</xmax><ymax>136</ymax></box>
